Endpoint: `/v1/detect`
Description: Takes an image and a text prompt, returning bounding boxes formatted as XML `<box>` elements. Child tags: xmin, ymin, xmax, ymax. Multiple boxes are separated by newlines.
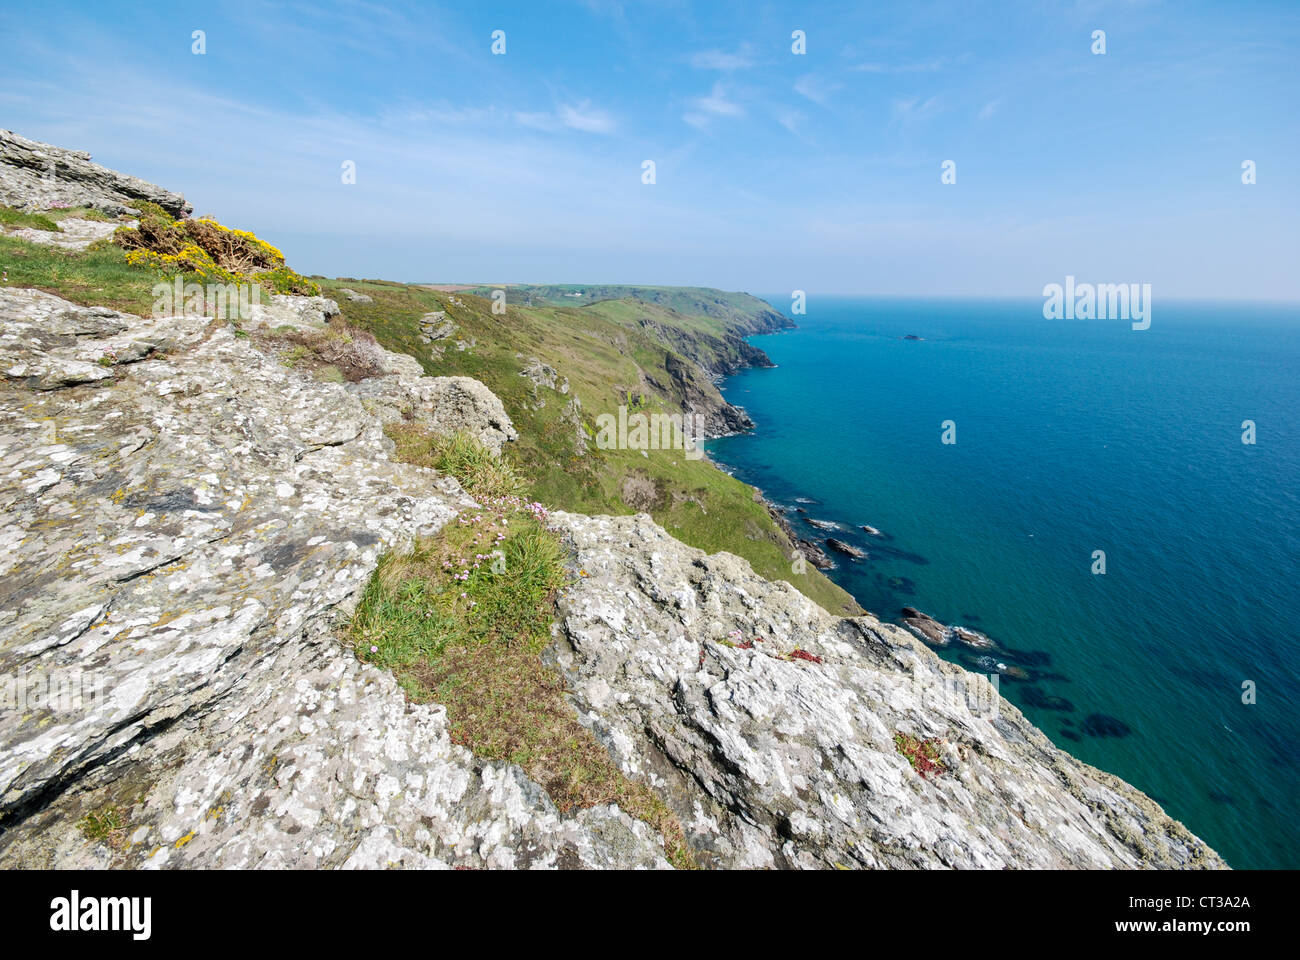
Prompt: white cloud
<box><xmin>978</xmin><ymin>98</ymin><xmax>1001</xmax><ymax>120</ymax></box>
<box><xmin>776</xmin><ymin>108</ymin><xmax>805</xmax><ymax>135</ymax></box>
<box><xmin>794</xmin><ymin>74</ymin><xmax>842</xmax><ymax>106</ymax></box>
<box><xmin>515</xmin><ymin>100</ymin><xmax>616</xmax><ymax>134</ymax></box>
<box><xmin>683</xmin><ymin>83</ymin><xmax>745</xmax><ymax>129</ymax></box>
<box><xmin>851</xmin><ymin>59</ymin><xmax>946</xmax><ymax>74</ymax></box>
<box><xmin>558</xmin><ymin>100</ymin><xmax>617</xmax><ymax>133</ymax></box>
<box><xmin>892</xmin><ymin>95</ymin><xmax>943</xmax><ymax>118</ymax></box>
<box><xmin>690</xmin><ymin>46</ymin><xmax>755</xmax><ymax>71</ymax></box>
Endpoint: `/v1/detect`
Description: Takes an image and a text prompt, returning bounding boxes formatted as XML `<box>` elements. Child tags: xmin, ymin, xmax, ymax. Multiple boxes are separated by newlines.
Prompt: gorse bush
<box><xmin>113</xmin><ymin>202</ymin><xmax>319</xmax><ymax>295</ymax></box>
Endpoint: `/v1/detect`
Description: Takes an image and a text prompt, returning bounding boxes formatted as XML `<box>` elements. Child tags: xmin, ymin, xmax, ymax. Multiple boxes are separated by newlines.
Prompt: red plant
<box><xmin>789</xmin><ymin>648</ymin><xmax>822</xmax><ymax>664</ymax></box>
<box><xmin>893</xmin><ymin>732</ymin><xmax>948</xmax><ymax>778</ymax></box>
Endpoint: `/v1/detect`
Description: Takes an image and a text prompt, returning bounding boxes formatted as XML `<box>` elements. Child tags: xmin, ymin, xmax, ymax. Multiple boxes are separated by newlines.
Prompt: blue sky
<box><xmin>2</xmin><ymin>0</ymin><xmax>1297</xmax><ymax>298</ymax></box>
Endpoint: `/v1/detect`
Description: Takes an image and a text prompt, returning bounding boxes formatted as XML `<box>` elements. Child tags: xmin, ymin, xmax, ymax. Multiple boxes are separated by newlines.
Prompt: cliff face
<box><xmin>0</xmin><ymin>144</ymin><xmax>1227</xmax><ymax>869</ymax></box>
<box><xmin>0</xmin><ymin>283</ymin><xmax>1225</xmax><ymax>869</ymax></box>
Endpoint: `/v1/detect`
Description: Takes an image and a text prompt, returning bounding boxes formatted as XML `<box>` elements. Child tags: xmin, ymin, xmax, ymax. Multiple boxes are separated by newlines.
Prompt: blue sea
<box><xmin>707</xmin><ymin>296</ymin><xmax>1300</xmax><ymax>870</ymax></box>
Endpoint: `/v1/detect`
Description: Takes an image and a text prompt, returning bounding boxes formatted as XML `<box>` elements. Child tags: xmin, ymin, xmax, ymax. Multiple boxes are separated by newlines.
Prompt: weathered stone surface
<box><xmin>350</xmin><ymin>374</ymin><xmax>518</xmax><ymax>456</ymax></box>
<box><xmin>3</xmin><ymin>216</ymin><xmax>126</xmax><ymax>251</ymax></box>
<box><xmin>245</xmin><ymin>294</ymin><xmax>341</xmax><ymax>331</ymax></box>
<box><xmin>0</xmin><ymin>287</ymin><xmax>657</xmax><ymax>869</ymax></box>
<box><xmin>0</xmin><ymin>130</ymin><xmax>192</xmax><ymax>217</ymax></box>
<box><xmin>548</xmin><ymin>512</ymin><xmax>1227</xmax><ymax>869</ymax></box>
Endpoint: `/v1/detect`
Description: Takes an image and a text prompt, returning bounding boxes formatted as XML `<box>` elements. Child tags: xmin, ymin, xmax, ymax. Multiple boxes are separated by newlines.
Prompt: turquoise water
<box><xmin>707</xmin><ymin>296</ymin><xmax>1300</xmax><ymax>869</ymax></box>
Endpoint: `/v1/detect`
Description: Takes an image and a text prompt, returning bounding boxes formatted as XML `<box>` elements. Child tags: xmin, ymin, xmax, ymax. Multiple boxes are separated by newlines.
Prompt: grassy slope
<box><xmin>0</xmin><ymin>216</ymin><xmax>859</xmax><ymax>615</ymax></box>
<box><xmin>321</xmin><ymin>278</ymin><xmax>861</xmax><ymax>616</ymax></box>
<box><xmin>453</xmin><ymin>283</ymin><xmax>792</xmax><ymax>335</ymax></box>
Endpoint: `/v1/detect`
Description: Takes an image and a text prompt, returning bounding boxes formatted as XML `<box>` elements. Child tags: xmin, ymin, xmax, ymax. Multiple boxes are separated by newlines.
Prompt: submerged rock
<box><xmin>953</xmin><ymin>626</ymin><xmax>995</xmax><ymax>649</ymax></box>
<box><xmin>900</xmin><ymin>607</ymin><xmax>952</xmax><ymax>647</ymax></box>
<box><xmin>826</xmin><ymin>538</ymin><xmax>867</xmax><ymax>560</ymax></box>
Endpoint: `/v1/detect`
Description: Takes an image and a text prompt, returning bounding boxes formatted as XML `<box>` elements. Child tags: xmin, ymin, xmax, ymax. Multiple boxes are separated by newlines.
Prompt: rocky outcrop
<box><xmin>659</xmin><ymin>350</ymin><xmax>753</xmax><ymax>437</ymax></box>
<box><xmin>548</xmin><ymin>513</ymin><xmax>1225</xmax><ymax>869</ymax></box>
<box><xmin>0</xmin><ymin>130</ymin><xmax>192</xmax><ymax>217</ymax></box>
<box><xmin>352</xmin><ymin>374</ymin><xmax>518</xmax><ymax>456</ymax></box>
<box><xmin>246</xmin><ymin>294</ymin><xmax>341</xmax><ymax>331</ymax></box>
<box><xmin>0</xmin><ymin>286</ymin><xmax>652</xmax><ymax>868</ymax></box>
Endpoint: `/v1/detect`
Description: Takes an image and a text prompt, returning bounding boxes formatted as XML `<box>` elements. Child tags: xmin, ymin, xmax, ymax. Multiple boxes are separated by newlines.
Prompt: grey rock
<box><xmin>350</xmin><ymin>373</ymin><xmax>518</xmax><ymax>456</ymax></box>
<box><xmin>0</xmin><ymin>288</ymin><xmax>630</xmax><ymax>869</ymax></box>
<box><xmin>337</xmin><ymin>288</ymin><xmax>373</xmax><ymax>304</ymax></box>
<box><xmin>245</xmin><ymin>295</ymin><xmax>341</xmax><ymax>332</ymax></box>
<box><xmin>0</xmin><ymin>129</ymin><xmax>192</xmax><ymax>218</ymax></box>
<box><xmin>548</xmin><ymin>512</ymin><xmax>1227</xmax><ymax>869</ymax></box>
<box><xmin>900</xmin><ymin>607</ymin><xmax>952</xmax><ymax>647</ymax></box>
<box><xmin>825</xmin><ymin>538</ymin><xmax>867</xmax><ymax>560</ymax></box>
<box><xmin>4</xmin><ymin>217</ymin><xmax>127</xmax><ymax>251</ymax></box>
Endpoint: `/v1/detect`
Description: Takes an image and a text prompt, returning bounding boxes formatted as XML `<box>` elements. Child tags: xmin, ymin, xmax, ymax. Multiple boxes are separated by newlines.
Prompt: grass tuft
<box><xmin>0</xmin><ymin>204</ymin><xmax>58</xmax><ymax>232</ymax></box>
<box><xmin>77</xmin><ymin>805</ymin><xmax>128</xmax><ymax>849</ymax></box>
<box><xmin>385</xmin><ymin>423</ymin><xmax>526</xmax><ymax>501</ymax></box>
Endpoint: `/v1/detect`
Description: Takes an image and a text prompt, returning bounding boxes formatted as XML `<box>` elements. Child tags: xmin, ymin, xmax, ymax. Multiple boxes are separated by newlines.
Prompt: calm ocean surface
<box><xmin>707</xmin><ymin>295</ymin><xmax>1300</xmax><ymax>869</ymax></box>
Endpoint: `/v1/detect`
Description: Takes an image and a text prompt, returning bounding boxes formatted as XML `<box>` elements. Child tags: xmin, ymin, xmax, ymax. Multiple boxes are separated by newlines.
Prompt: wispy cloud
<box><xmin>683</xmin><ymin>82</ymin><xmax>745</xmax><ymax>129</ymax></box>
<box><xmin>794</xmin><ymin>74</ymin><xmax>843</xmax><ymax>106</ymax></box>
<box><xmin>689</xmin><ymin>45</ymin><xmax>756</xmax><ymax>71</ymax></box>
<box><xmin>851</xmin><ymin>58</ymin><xmax>947</xmax><ymax>74</ymax></box>
<box><xmin>775</xmin><ymin>108</ymin><xmax>806</xmax><ymax>136</ymax></box>
<box><xmin>892</xmin><ymin>95</ymin><xmax>944</xmax><ymax>119</ymax></box>
<box><xmin>515</xmin><ymin>100</ymin><xmax>617</xmax><ymax>134</ymax></box>
<box><xmin>978</xmin><ymin>98</ymin><xmax>1001</xmax><ymax>120</ymax></box>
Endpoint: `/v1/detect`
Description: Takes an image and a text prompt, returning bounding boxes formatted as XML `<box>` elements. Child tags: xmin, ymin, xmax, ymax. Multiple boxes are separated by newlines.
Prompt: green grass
<box><xmin>0</xmin><ymin>204</ymin><xmax>58</xmax><ymax>232</ymax></box>
<box><xmin>348</xmin><ymin>452</ymin><xmax>695</xmax><ymax>867</ymax></box>
<box><xmin>44</xmin><ymin>205</ymin><xmax>113</xmax><ymax>223</ymax></box>
<box><xmin>0</xmin><ymin>231</ymin><xmax>168</xmax><ymax>312</ymax></box>
<box><xmin>77</xmin><ymin>805</ymin><xmax>128</xmax><ymax>848</ymax></box>
<box><xmin>386</xmin><ymin>424</ymin><xmax>526</xmax><ymax>501</ymax></box>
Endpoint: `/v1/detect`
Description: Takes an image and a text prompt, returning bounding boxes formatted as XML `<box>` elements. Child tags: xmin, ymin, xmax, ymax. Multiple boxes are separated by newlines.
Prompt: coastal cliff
<box><xmin>0</xmin><ymin>132</ymin><xmax>1226</xmax><ymax>869</ymax></box>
